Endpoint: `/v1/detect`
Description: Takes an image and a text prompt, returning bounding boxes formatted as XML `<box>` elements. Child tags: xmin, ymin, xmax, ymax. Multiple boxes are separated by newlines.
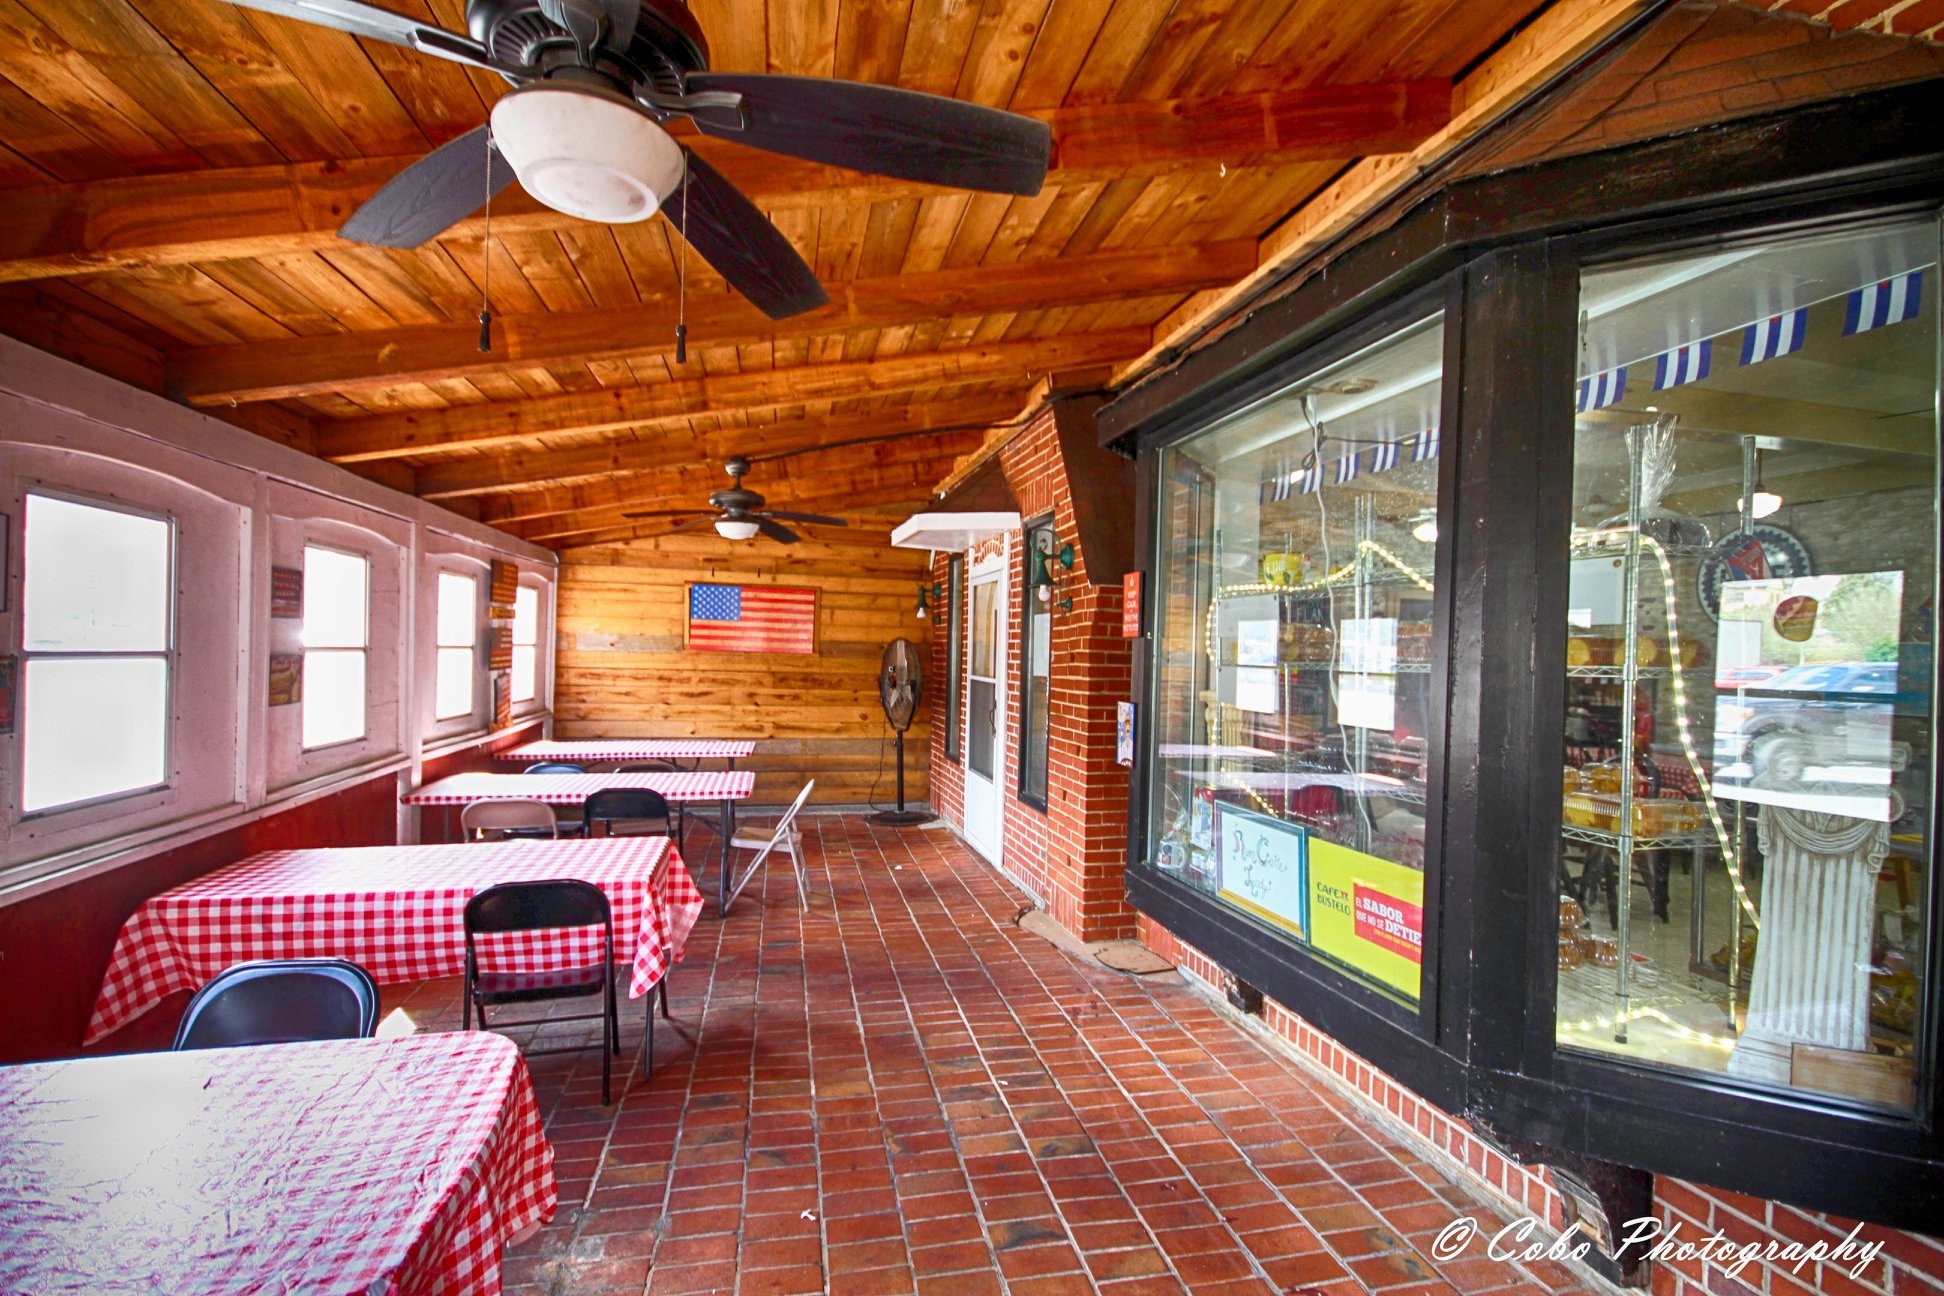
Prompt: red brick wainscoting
<box><xmin>1138</xmin><ymin>919</ymin><xmax>1944</xmax><ymax>1296</ymax></box>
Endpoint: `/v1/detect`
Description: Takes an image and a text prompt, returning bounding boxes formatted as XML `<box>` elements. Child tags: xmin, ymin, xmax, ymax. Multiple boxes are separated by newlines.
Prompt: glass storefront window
<box><xmin>1557</xmin><ymin>220</ymin><xmax>1937</xmax><ymax>1113</ymax></box>
<box><xmin>1144</xmin><ymin>313</ymin><xmax>1445</xmax><ymax>1005</ymax></box>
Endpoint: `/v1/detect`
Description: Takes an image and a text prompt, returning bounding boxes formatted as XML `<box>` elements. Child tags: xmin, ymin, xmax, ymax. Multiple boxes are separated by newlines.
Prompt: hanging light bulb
<box><xmin>914</xmin><ymin>584</ymin><xmax>930</xmax><ymax>620</ymax></box>
<box><xmin>1750</xmin><ymin>450</ymin><xmax>1783</xmax><ymax>519</ymax></box>
<box><xmin>1411</xmin><ymin>517</ymin><xmax>1438</xmax><ymax>544</ymax></box>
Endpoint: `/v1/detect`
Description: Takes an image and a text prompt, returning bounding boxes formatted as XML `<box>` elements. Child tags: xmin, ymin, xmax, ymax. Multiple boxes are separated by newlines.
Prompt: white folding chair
<box><xmin>461</xmin><ymin>798</ymin><xmax>559</xmax><ymax>841</ymax></box>
<box><xmin>723</xmin><ymin>780</ymin><xmax>815</xmax><ymax>913</ymax></box>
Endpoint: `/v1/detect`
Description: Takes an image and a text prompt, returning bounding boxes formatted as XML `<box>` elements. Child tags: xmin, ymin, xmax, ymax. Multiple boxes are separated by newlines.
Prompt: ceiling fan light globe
<box><xmin>714</xmin><ymin>518</ymin><xmax>761</xmax><ymax>541</ymax></box>
<box><xmin>490</xmin><ymin>86</ymin><xmax>684</xmax><ymax>224</ymax></box>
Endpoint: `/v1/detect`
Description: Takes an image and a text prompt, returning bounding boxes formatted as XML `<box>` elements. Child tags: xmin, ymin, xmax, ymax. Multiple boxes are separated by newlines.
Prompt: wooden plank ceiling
<box><xmin>0</xmin><ymin>0</ymin><xmax>1549</xmax><ymax>549</ymax></box>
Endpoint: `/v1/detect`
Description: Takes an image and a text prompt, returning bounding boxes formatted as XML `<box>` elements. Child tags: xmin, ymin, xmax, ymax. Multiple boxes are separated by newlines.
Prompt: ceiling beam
<box><xmin>414</xmin><ymin>393</ymin><xmax>1028</xmax><ymax>498</ymax></box>
<box><xmin>317</xmin><ymin>328</ymin><xmax>1149</xmax><ymax>462</ymax></box>
<box><xmin>478</xmin><ymin>427</ymin><xmax>992</xmax><ymax>527</ymax></box>
<box><xmin>511</xmin><ymin>457</ymin><xmax>966</xmax><ymax>546</ymax></box>
<box><xmin>0</xmin><ymin>80</ymin><xmax>1448</xmax><ymax>284</ymax></box>
<box><xmin>168</xmin><ymin>241</ymin><xmax>1255</xmax><ymax>406</ymax></box>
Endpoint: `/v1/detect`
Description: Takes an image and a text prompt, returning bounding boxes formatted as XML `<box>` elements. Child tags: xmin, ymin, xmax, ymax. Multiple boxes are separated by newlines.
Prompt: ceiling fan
<box><xmin>214</xmin><ymin>0</ymin><xmax>1052</xmax><ymax>321</ymax></box>
<box><xmin>623</xmin><ymin>456</ymin><xmax>845</xmax><ymax>543</ymax></box>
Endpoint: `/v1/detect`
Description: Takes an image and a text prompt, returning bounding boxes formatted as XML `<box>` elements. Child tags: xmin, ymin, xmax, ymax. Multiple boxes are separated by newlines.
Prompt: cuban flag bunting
<box><xmin>1411</xmin><ymin>428</ymin><xmax>1440</xmax><ymax>462</ymax></box>
<box><xmin>1653</xmin><ymin>340</ymin><xmax>1712</xmax><ymax>391</ymax></box>
<box><xmin>1299</xmin><ymin>466</ymin><xmax>1322</xmax><ymax>495</ymax></box>
<box><xmin>1844</xmin><ymin>270</ymin><xmax>1923</xmax><ymax>335</ymax></box>
<box><xmin>1740</xmin><ymin>309</ymin><xmax>1808</xmax><ymax>365</ymax></box>
<box><xmin>1334</xmin><ymin>453</ymin><xmax>1359</xmax><ymax>485</ymax></box>
<box><xmin>1576</xmin><ymin>366</ymin><xmax>1626</xmax><ymax>413</ymax></box>
<box><xmin>1369</xmin><ymin>440</ymin><xmax>1401</xmax><ymax>473</ymax></box>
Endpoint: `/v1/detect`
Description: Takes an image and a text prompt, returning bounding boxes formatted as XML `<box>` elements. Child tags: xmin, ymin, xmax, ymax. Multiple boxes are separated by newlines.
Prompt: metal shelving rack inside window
<box><xmin>1561</xmin><ymin>417</ymin><xmax>1746</xmax><ymax>1045</ymax></box>
<box><xmin>1202</xmin><ymin>494</ymin><xmax>1436</xmax><ymax>850</ymax></box>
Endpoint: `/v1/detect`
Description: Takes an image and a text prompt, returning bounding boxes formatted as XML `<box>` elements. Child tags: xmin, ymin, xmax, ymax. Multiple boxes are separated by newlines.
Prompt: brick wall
<box><xmin>926</xmin><ymin>405</ymin><xmax>1137</xmax><ymax>941</ymax></box>
<box><xmin>1141</xmin><ymin>918</ymin><xmax>1944</xmax><ymax>1296</ymax></box>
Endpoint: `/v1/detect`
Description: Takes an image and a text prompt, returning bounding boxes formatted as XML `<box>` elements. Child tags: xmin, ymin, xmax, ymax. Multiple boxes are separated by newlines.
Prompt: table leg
<box><xmin>718</xmin><ymin>796</ymin><xmax>738</xmax><ymax>916</ymax></box>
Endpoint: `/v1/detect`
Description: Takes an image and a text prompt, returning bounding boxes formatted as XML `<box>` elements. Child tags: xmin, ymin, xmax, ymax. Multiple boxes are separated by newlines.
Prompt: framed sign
<box><xmin>489</xmin><ymin>559</ymin><xmax>519</xmax><ymax>607</ymax></box>
<box><xmin>1116</xmin><ymin>701</ymin><xmax>1135</xmax><ymax>766</ymax></box>
<box><xmin>267</xmin><ymin>653</ymin><xmax>302</xmax><ymax>706</ymax></box>
<box><xmin>1215</xmin><ymin>802</ymin><xmax>1309</xmax><ymax>941</ymax></box>
<box><xmin>269</xmin><ymin>566</ymin><xmax>304</xmax><ymax>619</ymax></box>
<box><xmin>492</xmin><ymin>672</ymin><xmax>511</xmax><ymax>728</ymax></box>
<box><xmin>489</xmin><ymin>625</ymin><xmax>514</xmax><ymax>672</ymax></box>
<box><xmin>1121</xmin><ymin>571</ymin><xmax>1141</xmax><ymax>637</ymax></box>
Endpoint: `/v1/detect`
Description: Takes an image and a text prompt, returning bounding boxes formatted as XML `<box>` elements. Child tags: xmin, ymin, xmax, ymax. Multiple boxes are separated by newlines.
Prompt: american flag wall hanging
<box><xmin>687</xmin><ymin>583</ymin><xmax>818</xmax><ymax>654</ymax></box>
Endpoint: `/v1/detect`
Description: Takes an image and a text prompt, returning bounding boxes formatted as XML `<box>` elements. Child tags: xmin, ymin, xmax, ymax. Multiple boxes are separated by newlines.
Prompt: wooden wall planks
<box><xmin>553</xmin><ymin>532</ymin><xmax>933</xmax><ymax>809</ymax></box>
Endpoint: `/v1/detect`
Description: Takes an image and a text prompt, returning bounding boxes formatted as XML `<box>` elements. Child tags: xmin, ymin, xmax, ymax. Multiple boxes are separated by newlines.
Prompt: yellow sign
<box><xmin>1308</xmin><ymin>840</ymin><xmax>1424</xmax><ymax>1002</ymax></box>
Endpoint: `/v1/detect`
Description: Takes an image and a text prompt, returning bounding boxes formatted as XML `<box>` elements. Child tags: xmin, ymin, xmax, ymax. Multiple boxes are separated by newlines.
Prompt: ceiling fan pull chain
<box><xmin>477</xmin><ymin>131</ymin><xmax>495</xmax><ymax>354</ymax></box>
<box><xmin>675</xmin><ymin>157</ymin><xmax>690</xmax><ymax>365</ymax></box>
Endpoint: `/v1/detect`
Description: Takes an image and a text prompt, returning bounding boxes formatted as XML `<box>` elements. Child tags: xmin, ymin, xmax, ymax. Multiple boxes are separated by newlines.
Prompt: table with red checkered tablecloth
<box><xmin>498</xmin><ymin>738</ymin><xmax>756</xmax><ymax>767</ymax></box>
<box><xmin>86</xmin><ymin>837</ymin><xmax>702</xmax><ymax>1045</ymax></box>
<box><xmin>0</xmin><ymin>1032</ymin><xmax>554</xmax><ymax>1296</ymax></box>
<box><xmin>404</xmin><ymin>770</ymin><xmax>755</xmax><ymax>914</ymax></box>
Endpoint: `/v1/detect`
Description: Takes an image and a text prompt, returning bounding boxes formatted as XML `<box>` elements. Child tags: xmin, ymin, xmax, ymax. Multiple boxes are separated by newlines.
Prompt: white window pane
<box><xmin>303</xmin><ymin>547</ymin><xmax>367</xmax><ymax>649</ymax></box>
<box><xmin>23</xmin><ymin>657</ymin><xmax>167</xmax><ymax>812</ymax></box>
<box><xmin>437</xmin><ymin>573</ymin><xmax>476</xmax><ymax>647</ymax></box>
<box><xmin>23</xmin><ymin>495</ymin><xmax>170</xmax><ymax>653</ymax></box>
<box><xmin>513</xmin><ymin>585</ymin><xmax>538</xmax><ymax>645</ymax></box>
<box><xmin>511</xmin><ymin>645</ymin><xmax>536</xmax><ymax>704</ymax></box>
<box><xmin>303</xmin><ymin>650</ymin><xmax>366</xmax><ymax>748</ymax></box>
<box><xmin>435</xmin><ymin>645</ymin><xmax>473</xmax><ymax>719</ymax></box>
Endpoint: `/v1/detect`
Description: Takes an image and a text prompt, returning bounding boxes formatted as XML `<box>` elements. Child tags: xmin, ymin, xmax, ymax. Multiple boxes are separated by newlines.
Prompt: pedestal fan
<box><xmin>869</xmin><ymin>638</ymin><xmax>930</xmax><ymax>827</ymax></box>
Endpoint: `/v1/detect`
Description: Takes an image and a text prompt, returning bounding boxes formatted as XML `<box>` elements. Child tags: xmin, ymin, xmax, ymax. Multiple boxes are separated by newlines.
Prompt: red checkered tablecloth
<box><xmin>403</xmin><ymin>770</ymin><xmax>755</xmax><ymax>806</ymax></box>
<box><xmin>499</xmin><ymin>739</ymin><xmax>756</xmax><ymax>763</ymax></box>
<box><xmin>0</xmin><ymin>1033</ymin><xmax>554</xmax><ymax>1296</ymax></box>
<box><xmin>86</xmin><ymin>838</ymin><xmax>704</xmax><ymax>1044</ymax></box>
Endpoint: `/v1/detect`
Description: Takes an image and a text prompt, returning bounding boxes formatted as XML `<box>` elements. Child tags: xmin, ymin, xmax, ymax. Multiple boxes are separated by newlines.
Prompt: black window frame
<box><xmin>945</xmin><ymin>555</ymin><xmax>964</xmax><ymax>763</ymax></box>
<box><xmin>1018</xmin><ymin>516</ymin><xmax>1055</xmax><ymax>812</ymax></box>
<box><xmin>1106</xmin><ymin>80</ymin><xmax>1944</xmax><ymax>1229</ymax></box>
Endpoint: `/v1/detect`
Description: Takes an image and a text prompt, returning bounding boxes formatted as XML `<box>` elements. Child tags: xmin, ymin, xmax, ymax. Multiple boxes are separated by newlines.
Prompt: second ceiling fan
<box><xmin>624</xmin><ymin>456</ymin><xmax>845</xmax><ymax>544</ymax></box>
<box><xmin>218</xmin><ymin>0</ymin><xmax>1054</xmax><ymax>320</ymax></box>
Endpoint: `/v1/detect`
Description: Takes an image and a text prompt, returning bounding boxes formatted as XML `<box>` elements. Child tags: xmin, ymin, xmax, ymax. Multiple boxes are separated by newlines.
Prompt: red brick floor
<box><xmin>381</xmin><ymin>817</ymin><xmax>1598</xmax><ymax>1296</ymax></box>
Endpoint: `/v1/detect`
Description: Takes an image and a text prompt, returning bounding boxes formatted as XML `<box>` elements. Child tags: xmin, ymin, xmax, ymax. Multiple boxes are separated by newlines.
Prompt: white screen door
<box><xmin>962</xmin><ymin>556</ymin><xmax>1006</xmax><ymax>863</ymax></box>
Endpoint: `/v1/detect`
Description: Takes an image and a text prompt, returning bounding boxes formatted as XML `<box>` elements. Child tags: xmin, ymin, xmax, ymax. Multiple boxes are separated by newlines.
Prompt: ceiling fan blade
<box><xmin>761</xmin><ymin>510</ymin><xmax>849</xmax><ymax>527</ymax></box>
<box><xmin>754</xmin><ymin>517</ymin><xmax>801</xmax><ymax>545</ymax></box>
<box><xmin>667</xmin><ymin>152</ymin><xmax>828</xmax><ymax>320</ymax></box>
<box><xmin>338</xmin><ymin>126</ymin><xmax>518</xmax><ymax>248</ymax></box>
<box><xmin>668</xmin><ymin>515</ymin><xmax>720</xmax><ymax>534</ymax></box>
<box><xmin>683</xmin><ymin>74</ymin><xmax>1051</xmax><ymax>198</ymax></box>
<box><xmin>214</xmin><ymin>0</ymin><xmax>522</xmax><ymax>75</ymax></box>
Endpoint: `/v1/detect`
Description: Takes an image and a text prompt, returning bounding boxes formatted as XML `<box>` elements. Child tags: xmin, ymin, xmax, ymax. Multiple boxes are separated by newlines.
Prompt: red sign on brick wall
<box><xmin>1121</xmin><ymin>572</ymin><xmax>1141</xmax><ymax>637</ymax></box>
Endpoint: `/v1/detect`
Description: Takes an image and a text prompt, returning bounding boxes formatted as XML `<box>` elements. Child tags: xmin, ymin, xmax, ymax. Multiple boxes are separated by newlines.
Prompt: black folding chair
<box><xmin>583</xmin><ymin>787</ymin><xmax>676</xmax><ymax>840</ymax></box>
<box><xmin>173</xmin><ymin>958</ymin><xmax>379</xmax><ymax>1051</ymax></box>
<box><xmin>464</xmin><ymin>879</ymin><xmax>620</xmax><ymax>1104</ymax></box>
<box><xmin>614</xmin><ymin>762</ymin><xmax>688</xmax><ymax>847</ymax></box>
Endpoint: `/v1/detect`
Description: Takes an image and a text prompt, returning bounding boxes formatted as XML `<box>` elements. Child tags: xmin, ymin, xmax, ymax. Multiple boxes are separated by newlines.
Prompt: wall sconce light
<box><xmin>914</xmin><ymin>582</ymin><xmax>941</xmax><ymax>621</ymax></box>
<box><xmin>1030</xmin><ymin>532</ymin><xmax>1074</xmax><ymax>612</ymax></box>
